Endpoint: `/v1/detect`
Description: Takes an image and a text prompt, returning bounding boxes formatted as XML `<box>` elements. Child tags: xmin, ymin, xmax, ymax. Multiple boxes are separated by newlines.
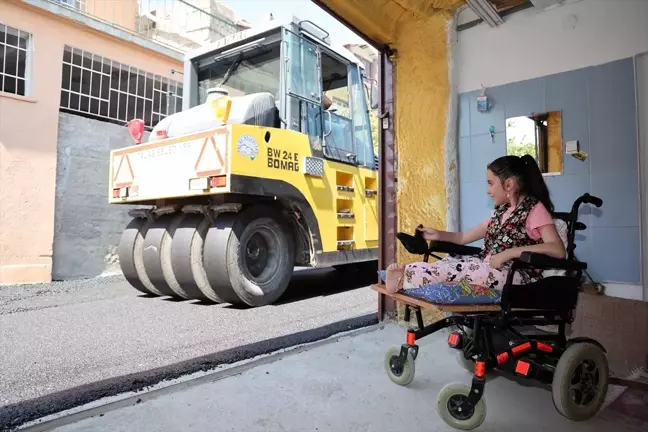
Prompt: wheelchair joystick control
<box><xmin>396</xmin><ymin>225</ymin><xmax>429</xmax><ymax>255</ymax></box>
<box><xmin>415</xmin><ymin>226</ymin><xmax>424</xmax><ymax>240</ymax></box>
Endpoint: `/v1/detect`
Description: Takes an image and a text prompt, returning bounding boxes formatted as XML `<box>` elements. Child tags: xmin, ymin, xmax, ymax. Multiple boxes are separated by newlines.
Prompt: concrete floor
<box><xmin>41</xmin><ymin>323</ymin><xmax>631</xmax><ymax>432</ymax></box>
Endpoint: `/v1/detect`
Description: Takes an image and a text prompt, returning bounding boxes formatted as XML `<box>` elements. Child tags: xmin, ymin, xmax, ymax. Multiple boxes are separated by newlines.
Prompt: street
<box><xmin>0</xmin><ymin>267</ymin><xmax>377</xmax><ymax>429</ymax></box>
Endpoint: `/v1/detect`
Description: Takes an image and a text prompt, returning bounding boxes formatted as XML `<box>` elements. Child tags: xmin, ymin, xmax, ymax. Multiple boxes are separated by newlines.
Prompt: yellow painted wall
<box><xmin>392</xmin><ymin>12</ymin><xmax>453</xmax><ymax>263</ymax></box>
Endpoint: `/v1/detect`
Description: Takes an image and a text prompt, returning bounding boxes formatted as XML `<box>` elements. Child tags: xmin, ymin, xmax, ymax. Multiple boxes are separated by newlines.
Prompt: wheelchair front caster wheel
<box><xmin>552</xmin><ymin>342</ymin><xmax>609</xmax><ymax>421</ymax></box>
<box><xmin>384</xmin><ymin>345</ymin><xmax>415</xmax><ymax>386</ymax></box>
<box><xmin>437</xmin><ymin>382</ymin><xmax>486</xmax><ymax>430</ymax></box>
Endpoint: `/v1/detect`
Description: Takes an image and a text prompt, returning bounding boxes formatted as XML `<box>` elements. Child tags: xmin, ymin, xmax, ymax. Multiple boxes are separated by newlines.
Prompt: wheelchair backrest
<box><xmin>542</xmin><ymin>217</ymin><xmax>569</xmax><ymax>278</ymax></box>
<box><xmin>544</xmin><ymin>193</ymin><xmax>601</xmax><ymax>277</ymax></box>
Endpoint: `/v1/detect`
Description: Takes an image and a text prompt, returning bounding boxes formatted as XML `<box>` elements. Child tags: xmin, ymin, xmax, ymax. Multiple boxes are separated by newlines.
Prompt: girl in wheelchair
<box><xmin>385</xmin><ymin>154</ymin><xmax>567</xmax><ymax>294</ymax></box>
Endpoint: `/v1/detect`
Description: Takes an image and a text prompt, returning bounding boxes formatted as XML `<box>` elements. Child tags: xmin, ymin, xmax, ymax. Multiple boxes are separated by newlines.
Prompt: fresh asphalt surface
<box><xmin>0</xmin><ymin>267</ymin><xmax>377</xmax><ymax>430</ymax></box>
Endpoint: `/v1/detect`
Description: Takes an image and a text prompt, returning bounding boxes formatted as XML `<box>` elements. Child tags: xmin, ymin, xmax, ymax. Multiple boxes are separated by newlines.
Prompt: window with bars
<box><xmin>60</xmin><ymin>46</ymin><xmax>183</xmax><ymax>129</ymax></box>
<box><xmin>54</xmin><ymin>0</ymin><xmax>87</xmax><ymax>10</ymax></box>
<box><xmin>0</xmin><ymin>24</ymin><xmax>31</xmax><ymax>97</ymax></box>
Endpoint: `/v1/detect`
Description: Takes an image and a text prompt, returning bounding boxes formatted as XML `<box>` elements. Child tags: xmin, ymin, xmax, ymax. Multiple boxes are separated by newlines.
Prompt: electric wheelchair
<box><xmin>372</xmin><ymin>193</ymin><xmax>609</xmax><ymax>430</ymax></box>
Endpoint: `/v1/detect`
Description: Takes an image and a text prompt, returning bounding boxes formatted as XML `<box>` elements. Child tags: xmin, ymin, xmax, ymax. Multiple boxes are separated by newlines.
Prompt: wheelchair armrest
<box><xmin>429</xmin><ymin>241</ymin><xmax>481</xmax><ymax>257</ymax></box>
<box><xmin>519</xmin><ymin>252</ymin><xmax>587</xmax><ymax>271</ymax></box>
<box><xmin>396</xmin><ymin>232</ymin><xmax>429</xmax><ymax>255</ymax></box>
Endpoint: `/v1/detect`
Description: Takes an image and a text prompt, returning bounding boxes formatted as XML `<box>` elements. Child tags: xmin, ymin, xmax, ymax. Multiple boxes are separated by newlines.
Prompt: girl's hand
<box><xmin>489</xmin><ymin>251</ymin><xmax>511</xmax><ymax>269</ymax></box>
<box><xmin>417</xmin><ymin>226</ymin><xmax>441</xmax><ymax>241</ymax></box>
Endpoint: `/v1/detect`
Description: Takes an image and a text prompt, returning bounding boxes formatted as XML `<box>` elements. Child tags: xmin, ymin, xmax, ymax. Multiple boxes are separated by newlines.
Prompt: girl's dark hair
<box><xmin>487</xmin><ymin>154</ymin><xmax>554</xmax><ymax>213</ymax></box>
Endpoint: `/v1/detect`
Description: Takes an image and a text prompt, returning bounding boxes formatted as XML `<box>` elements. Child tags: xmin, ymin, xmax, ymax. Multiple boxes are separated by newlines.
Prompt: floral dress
<box><xmin>402</xmin><ymin>196</ymin><xmax>544</xmax><ymax>291</ymax></box>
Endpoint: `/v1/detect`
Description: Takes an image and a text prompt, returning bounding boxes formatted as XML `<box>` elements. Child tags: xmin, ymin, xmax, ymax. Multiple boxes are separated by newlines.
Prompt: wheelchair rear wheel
<box><xmin>551</xmin><ymin>342</ymin><xmax>609</xmax><ymax>421</ymax></box>
<box><xmin>437</xmin><ymin>382</ymin><xmax>487</xmax><ymax>430</ymax></box>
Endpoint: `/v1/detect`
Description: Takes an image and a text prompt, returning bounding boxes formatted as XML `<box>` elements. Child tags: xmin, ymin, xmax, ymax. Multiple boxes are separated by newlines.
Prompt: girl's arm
<box><xmin>501</xmin><ymin>224</ymin><xmax>566</xmax><ymax>261</ymax></box>
<box><xmin>419</xmin><ymin>222</ymin><xmax>487</xmax><ymax>245</ymax></box>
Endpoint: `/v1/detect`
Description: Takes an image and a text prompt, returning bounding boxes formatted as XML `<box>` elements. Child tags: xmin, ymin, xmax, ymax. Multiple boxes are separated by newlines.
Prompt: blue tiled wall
<box><xmin>458</xmin><ymin>57</ymin><xmax>640</xmax><ymax>284</ymax></box>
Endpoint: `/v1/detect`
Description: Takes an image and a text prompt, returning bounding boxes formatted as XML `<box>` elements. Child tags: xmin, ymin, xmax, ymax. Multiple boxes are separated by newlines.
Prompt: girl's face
<box><xmin>487</xmin><ymin>169</ymin><xmax>510</xmax><ymax>206</ymax></box>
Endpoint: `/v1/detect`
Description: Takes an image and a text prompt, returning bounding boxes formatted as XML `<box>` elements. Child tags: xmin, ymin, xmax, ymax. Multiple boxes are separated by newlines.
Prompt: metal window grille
<box><xmin>59</xmin><ymin>45</ymin><xmax>183</xmax><ymax>129</ymax></box>
<box><xmin>0</xmin><ymin>24</ymin><xmax>31</xmax><ymax>96</ymax></box>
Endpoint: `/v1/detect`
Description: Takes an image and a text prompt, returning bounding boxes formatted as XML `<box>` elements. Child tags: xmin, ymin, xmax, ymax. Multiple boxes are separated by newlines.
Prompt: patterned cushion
<box><xmin>377</xmin><ymin>271</ymin><xmax>502</xmax><ymax>305</ymax></box>
<box><xmin>406</xmin><ymin>282</ymin><xmax>502</xmax><ymax>305</ymax></box>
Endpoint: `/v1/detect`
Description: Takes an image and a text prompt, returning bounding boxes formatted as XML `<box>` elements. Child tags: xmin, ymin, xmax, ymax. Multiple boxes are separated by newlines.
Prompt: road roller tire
<box><xmin>170</xmin><ymin>214</ymin><xmax>223</xmax><ymax>303</ymax></box>
<box><xmin>118</xmin><ymin>217</ymin><xmax>162</xmax><ymax>296</ymax></box>
<box><xmin>203</xmin><ymin>212</ymin><xmax>246</xmax><ymax>304</ymax></box>
<box><xmin>142</xmin><ymin>214</ymin><xmax>188</xmax><ymax>299</ymax></box>
<box><xmin>204</xmin><ymin>205</ymin><xmax>295</xmax><ymax>307</ymax></box>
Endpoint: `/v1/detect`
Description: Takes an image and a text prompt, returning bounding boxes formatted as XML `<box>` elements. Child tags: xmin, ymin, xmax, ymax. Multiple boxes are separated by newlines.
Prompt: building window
<box><xmin>0</xmin><ymin>24</ymin><xmax>31</xmax><ymax>97</ymax></box>
<box><xmin>54</xmin><ymin>0</ymin><xmax>87</xmax><ymax>12</ymax></box>
<box><xmin>60</xmin><ymin>46</ymin><xmax>183</xmax><ymax>129</ymax></box>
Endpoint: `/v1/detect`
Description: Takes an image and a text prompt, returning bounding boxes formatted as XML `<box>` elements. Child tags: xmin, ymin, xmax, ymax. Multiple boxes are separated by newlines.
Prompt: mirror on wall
<box><xmin>505</xmin><ymin>111</ymin><xmax>563</xmax><ymax>175</ymax></box>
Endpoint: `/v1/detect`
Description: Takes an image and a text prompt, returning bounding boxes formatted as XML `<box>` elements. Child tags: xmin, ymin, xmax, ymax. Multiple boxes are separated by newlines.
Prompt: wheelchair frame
<box><xmin>376</xmin><ymin>193</ymin><xmax>610</xmax><ymax>429</ymax></box>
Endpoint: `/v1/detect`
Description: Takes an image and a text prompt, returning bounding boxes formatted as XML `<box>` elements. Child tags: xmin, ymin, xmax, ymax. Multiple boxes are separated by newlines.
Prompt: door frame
<box><xmin>377</xmin><ymin>50</ymin><xmax>397</xmax><ymax>319</ymax></box>
<box><xmin>636</xmin><ymin>52</ymin><xmax>648</xmax><ymax>302</ymax></box>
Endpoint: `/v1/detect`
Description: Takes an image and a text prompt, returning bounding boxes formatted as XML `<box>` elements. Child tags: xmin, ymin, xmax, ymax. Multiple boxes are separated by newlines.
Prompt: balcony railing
<box><xmin>47</xmin><ymin>0</ymin><xmax>246</xmax><ymax>52</ymax></box>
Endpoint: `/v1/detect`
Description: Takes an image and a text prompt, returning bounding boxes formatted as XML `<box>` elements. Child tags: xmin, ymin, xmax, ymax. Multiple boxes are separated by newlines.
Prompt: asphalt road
<box><xmin>0</xmin><ymin>267</ymin><xmax>377</xmax><ymax>430</ymax></box>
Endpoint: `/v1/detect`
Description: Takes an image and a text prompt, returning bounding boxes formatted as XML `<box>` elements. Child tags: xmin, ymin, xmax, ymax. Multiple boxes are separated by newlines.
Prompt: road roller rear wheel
<box><xmin>170</xmin><ymin>214</ymin><xmax>223</xmax><ymax>302</ymax></box>
<box><xmin>204</xmin><ymin>205</ymin><xmax>295</xmax><ymax>307</ymax></box>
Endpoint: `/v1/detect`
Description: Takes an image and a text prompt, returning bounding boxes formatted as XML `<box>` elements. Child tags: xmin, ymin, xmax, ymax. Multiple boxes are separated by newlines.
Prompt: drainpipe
<box><xmin>443</xmin><ymin>6</ymin><xmax>465</xmax><ymax>232</ymax></box>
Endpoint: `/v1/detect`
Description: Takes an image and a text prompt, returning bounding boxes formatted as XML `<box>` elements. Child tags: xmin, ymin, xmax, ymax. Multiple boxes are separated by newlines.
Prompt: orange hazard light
<box><xmin>210</xmin><ymin>97</ymin><xmax>232</xmax><ymax>124</ymax></box>
<box><xmin>209</xmin><ymin>176</ymin><xmax>227</xmax><ymax>188</ymax></box>
<box><xmin>127</xmin><ymin>119</ymin><xmax>145</xmax><ymax>144</ymax></box>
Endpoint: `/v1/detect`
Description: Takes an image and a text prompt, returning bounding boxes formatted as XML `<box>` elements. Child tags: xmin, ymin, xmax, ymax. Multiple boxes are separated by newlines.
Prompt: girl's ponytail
<box><xmin>520</xmin><ymin>154</ymin><xmax>554</xmax><ymax>213</ymax></box>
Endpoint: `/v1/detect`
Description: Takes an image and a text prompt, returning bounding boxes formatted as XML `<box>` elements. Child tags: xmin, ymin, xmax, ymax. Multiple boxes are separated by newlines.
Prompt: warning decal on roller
<box><xmin>195</xmin><ymin>133</ymin><xmax>227</xmax><ymax>177</ymax></box>
<box><xmin>113</xmin><ymin>154</ymin><xmax>135</xmax><ymax>188</ymax></box>
<box><xmin>109</xmin><ymin>126</ymin><xmax>230</xmax><ymax>201</ymax></box>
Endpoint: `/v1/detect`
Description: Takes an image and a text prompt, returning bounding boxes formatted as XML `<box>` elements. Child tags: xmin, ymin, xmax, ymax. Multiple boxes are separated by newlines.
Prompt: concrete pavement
<box><xmin>0</xmin><ymin>267</ymin><xmax>377</xmax><ymax>429</ymax></box>
<box><xmin>22</xmin><ymin>323</ymin><xmax>640</xmax><ymax>432</ymax></box>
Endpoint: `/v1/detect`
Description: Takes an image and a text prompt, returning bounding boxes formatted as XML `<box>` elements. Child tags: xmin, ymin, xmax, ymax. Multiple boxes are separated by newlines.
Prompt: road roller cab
<box><xmin>109</xmin><ymin>17</ymin><xmax>379</xmax><ymax>307</ymax></box>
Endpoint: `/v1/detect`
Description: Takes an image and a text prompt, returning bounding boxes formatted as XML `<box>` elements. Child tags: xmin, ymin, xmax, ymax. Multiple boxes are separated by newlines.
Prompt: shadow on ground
<box><xmin>143</xmin><ymin>266</ymin><xmax>378</xmax><ymax>308</ymax></box>
<box><xmin>278</xmin><ymin>267</ymin><xmax>378</xmax><ymax>304</ymax></box>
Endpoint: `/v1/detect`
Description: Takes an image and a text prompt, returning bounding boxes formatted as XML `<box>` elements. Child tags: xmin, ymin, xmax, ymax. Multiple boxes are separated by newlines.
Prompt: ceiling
<box><xmin>314</xmin><ymin>0</ymin><xmax>466</xmax><ymax>47</ymax></box>
<box><xmin>490</xmin><ymin>0</ymin><xmax>532</xmax><ymax>13</ymax></box>
<box><xmin>460</xmin><ymin>0</ymin><xmax>567</xmax><ymax>30</ymax></box>
<box><xmin>313</xmin><ymin>0</ymin><xmax>566</xmax><ymax>48</ymax></box>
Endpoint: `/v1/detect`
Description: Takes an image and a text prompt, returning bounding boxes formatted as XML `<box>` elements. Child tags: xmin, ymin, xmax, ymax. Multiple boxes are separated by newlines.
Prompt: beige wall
<box><xmin>0</xmin><ymin>0</ymin><xmax>182</xmax><ymax>285</ymax></box>
<box><xmin>86</xmin><ymin>0</ymin><xmax>139</xmax><ymax>32</ymax></box>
